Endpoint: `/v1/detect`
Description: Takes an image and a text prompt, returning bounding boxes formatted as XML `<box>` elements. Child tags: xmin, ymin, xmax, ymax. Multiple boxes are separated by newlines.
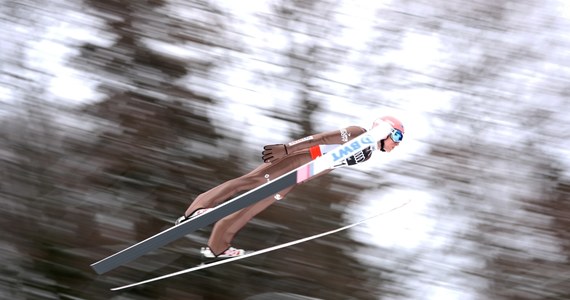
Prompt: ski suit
<box><xmin>185</xmin><ymin>126</ymin><xmax>373</xmax><ymax>256</ymax></box>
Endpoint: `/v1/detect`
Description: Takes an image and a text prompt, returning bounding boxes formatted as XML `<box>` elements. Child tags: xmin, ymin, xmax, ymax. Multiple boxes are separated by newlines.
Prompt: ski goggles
<box><xmin>390</xmin><ymin>129</ymin><xmax>404</xmax><ymax>143</ymax></box>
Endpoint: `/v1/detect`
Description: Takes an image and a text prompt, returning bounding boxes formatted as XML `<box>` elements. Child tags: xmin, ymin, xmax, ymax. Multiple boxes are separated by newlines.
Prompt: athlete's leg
<box><xmin>184</xmin><ymin>163</ymin><xmax>268</xmax><ymax>217</ymax></box>
<box><xmin>195</xmin><ymin>151</ymin><xmax>313</xmax><ymax>255</ymax></box>
<box><xmin>207</xmin><ymin>185</ymin><xmax>295</xmax><ymax>255</ymax></box>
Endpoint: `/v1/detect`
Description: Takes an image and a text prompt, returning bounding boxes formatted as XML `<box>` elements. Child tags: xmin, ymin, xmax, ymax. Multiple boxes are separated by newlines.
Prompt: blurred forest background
<box><xmin>1</xmin><ymin>0</ymin><xmax>570</xmax><ymax>299</ymax></box>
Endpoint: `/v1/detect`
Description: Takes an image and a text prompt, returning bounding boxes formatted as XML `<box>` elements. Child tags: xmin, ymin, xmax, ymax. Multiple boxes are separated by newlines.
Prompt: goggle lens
<box><xmin>391</xmin><ymin>129</ymin><xmax>403</xmax><ymax>143</ymax></box>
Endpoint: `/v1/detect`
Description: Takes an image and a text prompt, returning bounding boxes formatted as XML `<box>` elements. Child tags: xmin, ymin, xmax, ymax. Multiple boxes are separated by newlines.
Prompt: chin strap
<box><xmin>379</xmin><ymin>139</ymin><xmax>386</xmax><ymax>152</ymax></box>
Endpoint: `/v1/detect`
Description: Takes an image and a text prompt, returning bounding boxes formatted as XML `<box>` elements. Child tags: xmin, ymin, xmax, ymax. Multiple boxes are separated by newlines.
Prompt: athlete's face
<box><xmin>378</xmin><ymin>136</ymin><xmax>400</xmax><ymax>152</ymax></box>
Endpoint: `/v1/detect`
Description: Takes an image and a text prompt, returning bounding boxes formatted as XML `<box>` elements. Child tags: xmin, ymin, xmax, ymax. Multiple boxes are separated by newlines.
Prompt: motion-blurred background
<box><xmin>1</xmin><ymin>0</ymin><xmax>570</xmax><ymax>299</ymax></box>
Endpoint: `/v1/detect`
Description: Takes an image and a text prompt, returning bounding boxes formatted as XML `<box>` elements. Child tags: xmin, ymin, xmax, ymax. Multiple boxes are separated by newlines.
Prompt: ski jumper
<box><xmin>185</xmin><ymin>126</ymin><xmax>373</xmax><ymax>256</ymax></box>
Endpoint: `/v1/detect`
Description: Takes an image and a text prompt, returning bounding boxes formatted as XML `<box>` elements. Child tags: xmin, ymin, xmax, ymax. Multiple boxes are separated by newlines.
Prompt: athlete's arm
<box><xmin>262</xmin><ymin>126</ymin><xmax>366</xmax><ymax>163</ymax></box>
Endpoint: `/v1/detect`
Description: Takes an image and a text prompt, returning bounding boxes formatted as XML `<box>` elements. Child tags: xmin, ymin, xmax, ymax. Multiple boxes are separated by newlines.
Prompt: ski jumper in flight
<box><xmin>176</xmin><ymin>116</ymin><xmax>405</xmax><ymax>258</ymax></box>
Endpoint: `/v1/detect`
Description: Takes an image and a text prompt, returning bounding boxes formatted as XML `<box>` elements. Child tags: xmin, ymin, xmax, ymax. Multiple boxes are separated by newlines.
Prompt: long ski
<box><xmin>111</xmin><ymin>200</ymin><xmax>410</xmax><ymax>291</ymax></box>
<box><xmin>91</xmin><ymin>125</ymin><xmax>388</xmax><ymax>275</ymax></box>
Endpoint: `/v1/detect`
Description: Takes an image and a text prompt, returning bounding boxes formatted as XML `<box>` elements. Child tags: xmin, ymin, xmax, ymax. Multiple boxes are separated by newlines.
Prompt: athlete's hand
<box><xmin>262</xmin><ymin>144</ymin><xmax>288</xmax><ymax>163</ymax></box>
